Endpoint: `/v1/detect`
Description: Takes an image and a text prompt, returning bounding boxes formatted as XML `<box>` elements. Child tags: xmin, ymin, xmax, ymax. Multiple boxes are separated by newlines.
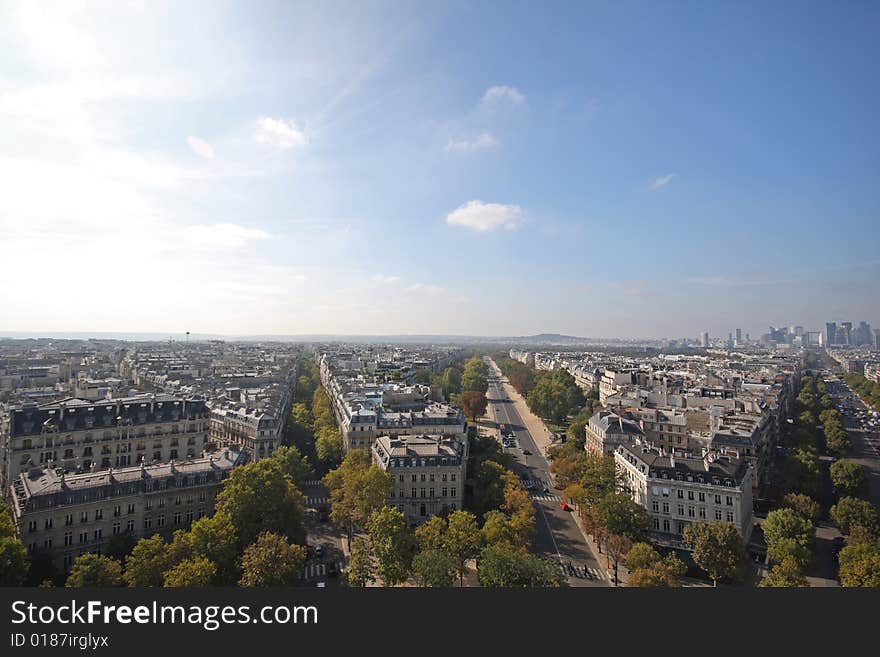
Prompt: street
<box><xmin>484</xmin><ymin>358</ymin><xmax>611</xmax><ymax>586</ymax></box>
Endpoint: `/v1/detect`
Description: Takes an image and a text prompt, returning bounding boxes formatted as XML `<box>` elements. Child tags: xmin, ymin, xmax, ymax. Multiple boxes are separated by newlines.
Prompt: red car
<box><xmin>560</xmin><ymin>502</ymin><xmax>572</xmax><ymax>511</ymax></box>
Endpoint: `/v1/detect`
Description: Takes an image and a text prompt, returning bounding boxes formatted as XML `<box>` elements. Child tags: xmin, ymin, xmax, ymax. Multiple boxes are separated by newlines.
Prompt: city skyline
<box><xmin>1</xmin><ymin>1</ymin><xmax>879</xmax><ymax>338</ymax></box>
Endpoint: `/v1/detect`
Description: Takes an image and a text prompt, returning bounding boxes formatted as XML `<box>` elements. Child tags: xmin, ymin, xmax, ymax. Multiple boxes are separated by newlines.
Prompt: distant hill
<box><xmin>514</xmin><ymin>333</ymin><xmax>586</xmax><ymax>344</ymax></box>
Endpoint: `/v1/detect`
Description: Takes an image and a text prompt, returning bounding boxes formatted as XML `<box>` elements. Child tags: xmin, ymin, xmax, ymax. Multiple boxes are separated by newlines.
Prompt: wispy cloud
<box><xmin>649</xmin><ymin>173</ymin><xmax>675</xmax><ymax>190</ymax></box>
<box><xmin>446</xmin><ymin>200</ymin><xmax>523</xmax><ymax>232</ymax></box>
<box><xmin>255</xmin><ymin>117</ymin><xmax>308</xmax><ymax>149</ymax></box>
<box><xmin>371</xmin><ymin>274</ymin><xmax>401</xmax><ymax>284</ymax></box>
<box><xmin>481</xmin><ymin>85</ymin><xmax>525</xmax><ymax>107</ymax></box>
<box><xmin>406</xmin><ymin>283</ymin><xmax>446</xmax><ymax>296</ymax></box>
<box><xmin>182</xmin><ymin>224</ymin><xmax>271</xmax><ymax>249</ymax></box>
<box><xmin>445</xmin><ymin>131</ymin><xmax>498</xmax><ymax>152</ymax></box>
<box><xmin>610</xmin><ymin>280</ymin><xmax>651</xmax><ymax>297</ymax></box>
<box><xmin>187</xmin><ymin>136</ymin><xmax>215</xmax><ymax>159</ymax></box>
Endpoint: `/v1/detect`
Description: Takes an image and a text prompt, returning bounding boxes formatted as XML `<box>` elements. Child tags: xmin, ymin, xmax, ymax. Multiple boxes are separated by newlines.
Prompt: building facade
<box><xmin>371</xmin><ymin>434</ymin><xmax>467</xmax><ymax>525</ymax></box>
<box><xmin>9</xmin><ymin>449</ymin><xmax>242</xmax><ymax>572</ymax></box>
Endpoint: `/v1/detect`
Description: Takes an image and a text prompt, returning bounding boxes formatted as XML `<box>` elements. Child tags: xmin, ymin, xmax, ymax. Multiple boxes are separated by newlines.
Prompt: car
<box><xmin>319</xmin><ymin>511</ymin><xmax>329</xmax><ymax>523</ymax></box>
<box><xmin>327</xmin><ymin>562</ymin><xmax>338</xmax><ymax>577</ymax></box>
<box><xmin>560</xmin><ymin>502</ymin><xmax>572</xmax><ymax>511</ymax></box>
<box><xmin>522</xmin><ymin>449</ymin><xmax>532</xmax><ymax>455</ymax></box>
<box><xmin>314</xmin><ymin>545</ymin><xmax>324</xmax><ymax>558</ymax></box>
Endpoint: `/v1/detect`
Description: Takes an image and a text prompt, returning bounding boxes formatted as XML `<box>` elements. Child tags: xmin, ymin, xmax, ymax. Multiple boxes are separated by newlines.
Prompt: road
<box><xmin>301</xmin><ymin>478</ymin><xmax>345</xmax><ymax>587</ymax></box>
<box><xmin>826</xmin><ymin>378</ymin><xmax>880</xmax><ymax>509</ymax></box>
<box><xmin>484</xmin><ymin>358</ymin><xmax>610</xmax><ymax>586</ymax></box>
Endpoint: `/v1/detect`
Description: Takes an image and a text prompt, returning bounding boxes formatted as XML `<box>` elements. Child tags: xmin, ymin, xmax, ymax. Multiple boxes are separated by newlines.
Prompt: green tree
<box><xmin>481</xmin><ymin>510</ymin><xmax>518</xmax><ymax>548</ymax></box>
<box><xmin>324</xmin><ymin>451</ymin><xmax>393</xmax><ymax>544</ymax></box>
<box><xmin>239</xmin><ymin>532</ymin><xmax>306</xmax><ymax>587</ymax></box>
<box><xmin>830</xmin><ymin>460</ymin><xmax>868</xmax><ymax>498</ymax></box>
<box><xmin>461</xmin><ymin>357</ymin><xmax>489</xmax><ymax>393</ymax></box>
<box><xmin>163</xmin><ymin>557</ymin><xmax>217</xmax><ymax>587</ymax></box>
<box><xmin>65</xmin><ymin>554</ymin><xmax>123</xmax><ymax>587</ymax></box>
<box><xmin>345</xmin><ymin>538</ymin><xmax>373</xmax><ymax>587</ymax></box>
<box><xmin>684</xmin><ymin>521</ymin><xmax>745</xmax><ymax>586</ymax></box>
<box><xmin>443</xmin><ymin>510</ymin><xmax>482</xmax><ymax>586</ymax></box>
<box><xmin>415</xmin><ymin>516</ymin><xmax>447</xmax><ymax>551</ymax></box>
<box><xmin>215</xmin><ymin>459</ymin><xmax>306</xmax><ymax>549</ymax></box>
<box><xmin>367</xmin><ymin>506</ymin><xmax>414</xmax><ymax>587</ymax></box>
<box><xmin>272</xmin><ymin>445</ymin><xmax>313</xmax><ymax>490</ymax></box>
<box><xmin>598</xmin><ymin>493</ymin><xmax>650</xmax><ymax>543</ymax></box>
<box><xmin>123</xmin><ymin>535</ymin><xmax>169</xmax><ymax>587</ymax></box>
<box><xmin>478</xmin><ymin>543</ymin><xmax>566</xmax><ymax>587</ymax></box>
<box><xmin>838</xmin><ymin>541</ymin><xmax>880</xmax><ymax>587</ymax></box>
<box><xmin>830</xmin><ymin>497</ymin><xmax>880</xmax><ymax>538</ymax></box>
<box><xmin>0</xmin><ymin>499</ymin><xmax>27</xmax><ymax>586</ymax></box>
<box><xmin>781</xmin><ymin>493</ymin><xmax>822</xmax><ymax>524</ymax></box>
<box><xmin>412</xmin><ymin>548</ymin><xmax>456</xmax><ymax>587</ymax></box>
<box><xmin>627</xmin><ymin>554</ymin><xmax>686</xmax><ymax>588</ymax></box>
<box><xmin>188</xmin><ymin>511</ymin><xmax>240</xmax><ymax>584</ymax></box>
<box><xmin>763</xmin><ymin>508</ymin><xmax>814</xmax><ymax>569</ymax></box>
<box><xmin>759</xmin><ymin>557</ymin><xmax>810</xmax><ymax>587</ymax></box>
<box><xmin>625</xmin><ymin>542</ymin><xmax>662</xmax><ymax>572</ymax></box>
<box><xmin>315</xmin><ymin>426</ymin><xmax>344</xmax><ymax>466</ymax></box>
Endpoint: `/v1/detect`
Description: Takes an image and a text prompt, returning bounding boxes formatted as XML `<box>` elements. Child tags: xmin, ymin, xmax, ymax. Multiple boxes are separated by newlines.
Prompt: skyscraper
<box><xmin>826</xmin><ymin>322</ymin><xmax>838</xmax><ymax>346</ymax></box>
<box><xmin>700</xmin><ymin>331</ymin><xmax>709</xmax><ymax>348</ymax></box>
<box><xmin>735</xmin><ymin>328</ymin><xmax>742</xmax><ymax>343</ymax></box>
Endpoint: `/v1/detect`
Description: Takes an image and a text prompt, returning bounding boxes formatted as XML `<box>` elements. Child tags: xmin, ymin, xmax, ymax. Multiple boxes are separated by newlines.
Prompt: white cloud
<box><xmin>649</xmin><ymin>173</ymin><xmax>675</xmax><ymax>190</ymax></box>
<box><xmin>445</xmin><ymin>131</ymin><xmax>498</xmax><ymax>152</ymax></box>
<box><xmin>255</xmin><ymin>117</ymin><xmax>308</xmax><ymax>149</ymax></box>
<box><xmin>182</xmin><ymin>224</ymin><xmax>271</xmax><ymax>249</ymax></box>
<box><xmin>481</xmin><ymin>85</ymin><xmax>525</xmax><ymax>107</ymax></box>
<box><xmin>371</xmin><ymin>274</ymin><xmax>401</xmax><ymax>284</ymax></box>
<box><xmin>187</xmin><ymin>136</ymin><xmax>215</xmax><ymax>159</ymax></box>
<box><xmin>406</xmin><ymin>283</ymin><xmax>445</xmax><ymax>296</ymax></box>
<box><xmin>446</xmin><ymin>200</ymin><xmax>523</xmax><ymax>232</ymax></box>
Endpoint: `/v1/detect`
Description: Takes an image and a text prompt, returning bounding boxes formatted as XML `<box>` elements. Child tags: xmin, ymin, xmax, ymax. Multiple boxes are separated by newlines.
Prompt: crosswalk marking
<box><xmin>302</xmin><ymin>561</ymin><xmax>344</xmax><ymax>580</ymax></box>
<box><xmin>530</xmin><ymin>493</ymin><xmax>561</xmax><ymax>502</ymax></box>
<box><xmin>307</xmin><ymin>497</ymin><xmax>328</xmax><ymax>506</ymax></box>
<box><xmin>559</xmin><ymin>563</ymin><xmax>609</xmax><ymax>581</ymax></box>
<box><xmin>303</xmin><ymin>479</ymin><xmax>321</xmax><ymax>487</ymax></box>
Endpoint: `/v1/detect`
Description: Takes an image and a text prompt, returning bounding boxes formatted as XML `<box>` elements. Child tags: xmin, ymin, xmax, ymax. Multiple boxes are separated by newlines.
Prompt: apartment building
<box><xmin>1</xmin><ymin>394</ymin><xmax>211</xmax><ymax>493</ymax></box>
<box><xmin>585</xmin><ymin>410</ymin><xmax>644</xmax><ymax>457</ymax></box>
<box><xmin>9</xmin><ymin>449</ymin><xmax>242</xmax><ymax>572</ymax></box>
<box><xmin>371</xmin><ymin>434</ymin><xmax>467</xmax><ymax>524</ymax></box>
<box><xmin>614</xmin><ymin>440</ymin><xmax>753</xmax><ymax>545</ymax></box>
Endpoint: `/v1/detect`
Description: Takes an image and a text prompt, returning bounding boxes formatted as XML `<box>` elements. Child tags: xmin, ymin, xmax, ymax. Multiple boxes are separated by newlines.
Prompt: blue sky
<box><xmin>1</xmin><ymin>1</ymin><xmax>878</xmax><ymax>338</ymax></box>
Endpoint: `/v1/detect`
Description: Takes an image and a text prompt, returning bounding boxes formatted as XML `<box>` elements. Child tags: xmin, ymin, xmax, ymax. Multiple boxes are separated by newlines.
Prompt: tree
<box><xmin>598</xmin><ymin>493</ymin><xmax>650</xmax><ymax>543</ymax></box>
<box><xmin>628</xmin><ymin>553</ymin><xmax>686</xmax><ymax>587</ymax></box>
<box><xmin>684</xmin><ymin>521</ymin><xmax>745</xmax><ymax>586</ymax></box>
<box><xmin>345</xmin><ymin>538</ymin><xmax>373</xmax><ymax>587</ymax></box>
<box><xmin>461</xmin><ymin>358</ymin><xmax>489</xmax><ymax>393</ymax></box>
<box><xmin>830</xmin><ymin>497</ymin><xmax>880</xmax><ymax>538</ymax></box>
<box><xmin>603</xmin><ymin>533</ymin><xmax>632</xmax><ymax>586</ymax></box>
<box><xmin>105</xmin><ymin>532</ymin><xmax>137</xmax><ymax>563</ymax></box>
<box><xmin>412</xmin><ymin>549</ymin><xmax>455</xmax><ymax>587</ymax></box>
<box><xmin>316</xmin><ymin>426</ymin><xmax>344</xmax><ymax>466</ymax></box>
<box><xmin>838</xmin><ymin>541</ymin><xmax>880</xmax><ymax>587</ymax></box>
<box><xmin>123</xmin><ymin>535</ymin><xmax>169</xmax><ymax>587</ymax></box>
<box><xmin>625</xmin><ymin>542</ymin><xmax>662</xmax><ymax>572</ymax></box>
<box><xmin>830</xmin><ymin>460</ymin><xmax>868</xmax><ymax>498</ymax></box>
<box><xmin>415</xmin><ymin>516</ymin><xmax>447</xmax><ymax>551</ymax></box>
<box><xmin>239</xmin><ymin>532</ymin><xmax>306</xmax><ymax>587</ymax></box>
<box><xmin>763</xmin><ymin>508</ymin><xmax>814</xmax><ymax>570</ymax></box>
<box><xmin>324</xmin><ymin>451</ymin><xmax>393</xmax><ymax>544</ymax></box>
<box><xmin>443</xmin><ymin>510</ymin><xmax>482</xmax><ymax>586</ymax></box>
<box><xmin>759</xmin><ymin>557</ymin><xmax>810</xmax><ymax>587</ymax></box>
<box><xmin>478</xmin><ymin>543</ymin><xmax>566</xmax><ymax>587</ymax></box>
<box><xmin>215</xmin><ymin>459</ymin><xmax>306</xmax><ymax>549</ymax></box>
<box><xmin>272</xmin><ymin>445</ymin><xmax>313</xmax><ymax>490</ymax></box>
<box><xmin>481</xmin><ymin>510</ymin><xmax>518</xmax><ymax>548</ymax></box>
<box><xmin>0</xmin><ymin>500</ymin><xmax>27</xmax><ymax>586</ymax></box>
<box><xmin>65</xmin><ymin>554</ymin><xmax>123</xmax><ymax>587</ymax></box>
<box><xmin>188</xmin><ymin>511</ymin><xmax>240</xmax><ymax>584</ymax></box>
<box><xmin>784</xmin><ymin>449</ymin><xmax>821</xmax><ymax>498</ymax></box>
<box><xmin>781</xmin><ymin>493</ymin><xmax>822</xmax><ymax>524</ymax></box>
<box><xmin>367</xmin><ymin>506</ymin><xmax>414</xmax><ymax>587</ymax></box>
<box><xmin>461</xmin><ymin>390</ymin><xmax>488</xmax><ymax>423</ymax></box>
<box><xmin>163</xmin><ymin>557</ymin><xmax>217</xmax><ymax>587</ymax></box>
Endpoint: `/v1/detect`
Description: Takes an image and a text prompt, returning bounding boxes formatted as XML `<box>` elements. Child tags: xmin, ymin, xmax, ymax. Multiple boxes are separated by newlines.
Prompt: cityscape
<box><xmin>1</xmin><ymin>2</ymin><xmax>879</xmax><ymax>594</ymax></box>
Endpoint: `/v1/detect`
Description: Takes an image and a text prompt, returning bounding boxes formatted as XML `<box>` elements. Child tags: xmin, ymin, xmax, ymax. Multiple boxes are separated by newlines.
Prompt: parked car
<box><xmin>560</xmin><ymin>502</ymin><xmax>572</xmax><ymax>511</ymax></box>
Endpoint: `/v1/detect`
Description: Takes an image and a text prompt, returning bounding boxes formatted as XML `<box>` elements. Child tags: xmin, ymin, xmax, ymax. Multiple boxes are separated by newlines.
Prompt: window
<box><xmin>411</xmin><ymin>488</ymin><xmax>417</xmax><ymax>498</ymax></box>
<box><xmin>28</xmin><ymin>520</ymin><xmax>37</xmax><ymax>533</ymax></box>
<box><xmin>80</xmin><ymin>511</ymin><xmax>89</xmax><ymax>523</ymax></box>
<box><xmin>450</xmin><ymin>487</ymin><xmax>456</xmax><ymax>498</ymax></box>
<box><xmin>64</xmin><ymin>532</ymin><xmax>73</xmax><ymax>546</ymax></box>
<box><xmin>113</xmin><ymin>505</ymin><xmax>121</xmax><ymax>517</ymax></box>
<box><xmin>93</xmin><ymin>529</ymin><xmax>102</xmax><ymax>541</ymax></box>
<box><xmin>687</xmin><ymin>491</ymin><xmax>694</xmax><ymax>501</ymax></box>
<box><xmin>652</xmin><ymin>500</ymin><xmax>659</xmax><ymax>512</ymax></box>
<box><xmin>698</xmin><ymin>492</ymin><xmax>705</xmax><ymax>502</ymax></box>
<box><xmin>677</xmin><ymin>504</ymin><xmax>684</xmax><ymax>516</ymax></box>
<box><xmin>451</xmin><ymin>474</ymin><xmax>456</xmax><ymax>482</ymax></box>
<box><xmin>653</xmin><ymin>518</ymin><xmax>660</xmax><ymax>530</ymax></box>
<box><xmin>676</xmin><ymin>490</ymin><xmax>684</xmax><ymax>499</ymax></box>
<box><xmin>429</xmin><ymin>488</ymin><xmax>434</xmax><ymax>498</ymax></box>
<box><xmin>127</xmin><ymin>503</ymin><xmax>135</xmax><ymax>514</ymax></box>
<box><xmin>411</xmin><ymin>474</ymin><xmax>417</xmax><ymax>483</ymax></box>
<box><xmin>126</xmin><ymin>520</ymin><xmax>134</xmax><ymax>532</ymax></box>
<box><xmin>442</xmin><ymin>488</ymin><xmax>448</xmax><ymax>497</ymax></box>
<box><xmin>173</xmin><ymin>512</ymin><xmax>181</xmax><ymax>526</ymax></box>
<box><xmin>157</xmin><ymin>515</ymin><xmax>165</xmax><ymax>527</ymax></box>
<box><xmin>44</xmin><ymin>518</ymin><xmax>53</xmax><ymax>530</ymax></box>
<box><xmin>726</xmin><ymin>496</ymin><xmax>733</xmax><ymax>506</ymax></box>
<box><xmin>726</xmin><ymin>511</ymin><xmax>734</xmax><ymax>522</ymax></box>
<box><xmin>714</xmin><ymin>495</ymin><xmax>721</xmax><ymax>505</ymax></box>
<box><xmin>420</xmin><ymin>474</ymin><xmax>426</xmax><ymax>482</ymax></box>
<box><xmin>688</xmin><ymin>506</ymin><xmax>695</xmax><ymax>518</ymax></box>
<box><xmin>65</xmin><ymin>514</ymin><xmax>73</xmax><ymax>526</ymax></box>
<box><xmin>420</xmin><ymin>488</ymin><xmax>426</xmax><ymax>498</ymax></box>
<box><xmin>699</xmin><ymin>507</ymin><xmax>706</xmax><ymax>519</ymax></box>
<box><xmin>144</xmin><ymin>517</ymin><xmax>152</xmax><ymax>530</ymax></box>
<box><xmin>662</xmin><ymin>519</ymin><xmax>670</xmax><ymax>532</ymax></box>
<box><xmin>112</xmin><ymin>522</ymin><xmax>121</xmax><ymax>535</ymax></box>
<box><xmin>715</xmin><ymin>509</ymin><xmax>722</xmax><ymax>521</ymax></box>
<box><xmin>662</xmin><ymin>502</ymin><xmax>669</xmax><ymax>514</ymax></box>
